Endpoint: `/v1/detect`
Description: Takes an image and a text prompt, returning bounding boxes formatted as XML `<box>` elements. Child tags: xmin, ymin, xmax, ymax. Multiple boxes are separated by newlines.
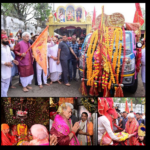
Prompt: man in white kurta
<box><xmin>36</xmin><ymin>36</ymin><xmax>54</xmax><ymax>88</ymax></box>
<box><xmin>1</xmin><ymin>34</ymin><xmax>19</xmax><ymax>97</ymax></box>
<box><xmin>48</xmin><ymin>37</ymin><xmax>62</xmax><ymax>84</ymax></box>
<box><xmin>98</xmin><ymin>116</ymin><xmax>120</xmax><ymax>145</ymax></box>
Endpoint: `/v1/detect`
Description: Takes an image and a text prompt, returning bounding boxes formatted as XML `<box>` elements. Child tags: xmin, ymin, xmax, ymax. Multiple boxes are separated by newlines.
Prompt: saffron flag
<box><xmin>92</xmin><ymin>6</ymin><xmax>96</xmax><ymax>28</ymax></box>
<box><xmin>133</xmin><ymin>3</ymin><xmax>144</xmax><ymax>26</ymax></box>
<box><xmin>32</xmin><ymin>26</ymin><xmax>49</xmax><ymax>76</ymax></box>
<box><xmin>125</xmin><ymin>100</ymin><xmax>129</xmax><ymax>113</ymax></box>
<box><xmin>130</xmin><ymin>99</ymin><xmax>133</xmax><ymax>111</ymax></box>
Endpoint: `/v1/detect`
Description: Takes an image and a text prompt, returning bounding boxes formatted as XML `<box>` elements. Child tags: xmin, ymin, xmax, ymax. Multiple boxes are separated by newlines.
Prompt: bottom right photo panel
<box><xmin>98</xmin><ymin>97</ymin><xmax>146</xmax><ymax>146</ymax></box>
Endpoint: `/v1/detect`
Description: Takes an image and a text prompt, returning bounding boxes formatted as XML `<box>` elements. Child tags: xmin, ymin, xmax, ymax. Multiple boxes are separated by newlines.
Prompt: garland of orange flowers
<box><xmin>116</xmin><ymin>43</ymin><xmax>122</xmax><ymax>84</ymax></box>
<box><xmin>87</xmin><ymin>30</ymin><xmax>98</xmax><ymax>86</ymax></box>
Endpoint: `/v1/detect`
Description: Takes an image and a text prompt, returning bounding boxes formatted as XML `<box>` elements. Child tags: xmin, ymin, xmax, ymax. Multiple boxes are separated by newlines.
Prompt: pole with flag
<box><xmin>92</xmin><ymin>6</ymin><xmax>96</xmax><ymax>28</ymax></box>
<box><xmin>125</xmin><ymin>99</ymin><xmax>129</xmax><ymax>113</ymax></box>
<box><xmin>130</xmin><ymin>99</ymin><xmax>133</xmax><ymax>111</ymax></box>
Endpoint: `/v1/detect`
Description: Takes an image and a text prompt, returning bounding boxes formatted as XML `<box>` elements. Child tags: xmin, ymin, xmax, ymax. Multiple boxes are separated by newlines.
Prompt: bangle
<box><xmin>19</xmin><ymin>53</ymin><xmax>22</xmax><ymax>56</ymax></box>
<box><xmin>71</xmin><ymin>131</ymin><xmax>76</xmax><ymax>137</ymax></box>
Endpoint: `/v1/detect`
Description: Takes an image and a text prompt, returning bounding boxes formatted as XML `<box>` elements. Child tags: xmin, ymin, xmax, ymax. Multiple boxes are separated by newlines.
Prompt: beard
<box><xmin>2</xmin><ymin>41</ymin><xmax>9</xmax><ymax>45</ymax></box>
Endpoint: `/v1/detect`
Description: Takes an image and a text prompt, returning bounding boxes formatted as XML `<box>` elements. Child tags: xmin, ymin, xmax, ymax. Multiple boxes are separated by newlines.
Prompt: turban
<box><xmin>11</xmin><ymin>39</ymin><xmax>14</xmax><ymax>42</ymax></box>
<box><xmin>30</xmin><ymin>124</ymin><xmax>48</xmax><ymax>140</ymax></box>
<box><xmin>107</xmin><ymin>108</ymin><xmax>118</xmax><ymax>119</ymax></box>
<box><xmin>68</xmin><ymin>37</ymin><xmax>71</xmax><ymax>40</ymax></box>
<box><xmin>50</xmin><ymin>111</ymin><xmax>57</xmax><ymax>117</ymax></box>
<box><xmin>1</xmin><ymin>34</ymin><xmax>8</xmax><ymax>39</ymax></box>
<box><xmin>10</xmin><ymin>33</ymin><xmax>13</xmax><ymax>36</ymax></box>
<box><xmin>1</xmin><ymin>124</ymin><xmax>9</xmax><ymax>131</ymax></box>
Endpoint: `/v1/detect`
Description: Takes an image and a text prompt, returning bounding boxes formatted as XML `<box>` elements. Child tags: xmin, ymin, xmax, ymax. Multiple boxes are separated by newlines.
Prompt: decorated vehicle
<box><xmin>78</xmin><ymin>6</ymin><xmax>142</xmax><ymax>97</ymax></box>
<box><xmin>79</xmin><ymin>30</ymin><xmax>139</xmax><ymax>95</ymax></box>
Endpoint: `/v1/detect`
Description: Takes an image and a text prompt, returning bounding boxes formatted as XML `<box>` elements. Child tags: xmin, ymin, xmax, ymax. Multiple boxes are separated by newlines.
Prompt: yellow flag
<box><xmin>32</xmin><ymin>26</ymin><xmax>49</xmax><ymax>75</ymax></box>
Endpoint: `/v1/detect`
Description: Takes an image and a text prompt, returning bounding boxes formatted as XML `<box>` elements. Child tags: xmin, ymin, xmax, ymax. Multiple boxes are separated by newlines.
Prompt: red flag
<box><xmin>133</xmin><ymin>3</ymin><xmax>144</xmax><ymax>26</ymax></box>
<box><xmin>54</xmin><ymin>12</ymin><xmax>57</xmax><ymax>19</ymax></box>
<box><xmin>130</xmin><ymin>99</ymin><xmax>133</xmax><ymax>111</ymax></box>
<box><xmin>85</xmin><ymin>10</ymin><xmax>87</xmax><ymax>17</ymax></box>
<box><xmin>125</xmin><ymin>100</ymin><xmax>129</xmax><ymax>113</ymax></box>
<box><xmin>92</xmin><ymin>6</ymin><xmax>96</xmax><ymax>28</ymax></box>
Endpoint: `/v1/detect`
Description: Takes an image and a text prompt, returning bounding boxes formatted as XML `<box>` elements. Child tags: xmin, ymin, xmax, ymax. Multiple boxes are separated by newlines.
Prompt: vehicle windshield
<box><xmin>113</xmin><ymin>33</ymin><xmax>131</xmax><ymax>55</ymax></box>
<box><xmin>82</xmin><ymin>34</ymin><xmax>91</xmax><ymax>52</ymax></box>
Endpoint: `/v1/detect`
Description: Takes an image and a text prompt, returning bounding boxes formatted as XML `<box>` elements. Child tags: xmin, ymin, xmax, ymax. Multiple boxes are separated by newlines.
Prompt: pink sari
<box><xmin>52</xmin><ymin>114</ymin><xmax>80</xmax><ymax>145</ymax></box>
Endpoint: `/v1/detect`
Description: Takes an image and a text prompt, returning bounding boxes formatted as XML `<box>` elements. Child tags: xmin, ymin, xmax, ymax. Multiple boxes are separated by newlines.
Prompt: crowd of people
<box><xmin>1</xmin><ymin>29</ymin><xmax>85</xmax><ymax>97</ymax></box>
<box><xmin>50</xmin><ymin>102</ymin><xmax>94</xmax><ymax>145</ymax></box>
<box><xmin>1</xmin><ymin>123</ymin><xmax>49</xmax><ymax>145</ymax></box>
<box><xmin>98</xmin><ymin>98</ymin><xmax>146</xmax><ymax>146</ymax></box>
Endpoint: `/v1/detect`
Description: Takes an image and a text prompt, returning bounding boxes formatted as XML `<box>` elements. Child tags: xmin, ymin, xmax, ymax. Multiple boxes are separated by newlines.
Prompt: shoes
<box><xmin>73</xmin><ymin>78</ymin><xmax>78</xmax><ymax>82</ymax></box>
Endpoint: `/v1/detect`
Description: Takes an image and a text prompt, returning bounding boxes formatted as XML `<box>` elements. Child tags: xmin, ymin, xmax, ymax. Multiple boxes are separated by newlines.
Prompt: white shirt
<box><xmin>98</xmin><ymin>116</ymin><xmax>118</xmax><ymax>145</ymax></box>
<box><xmin>1</xmin><ymin>44</ymin><xmax>14</xmax><ymax>79</ymax></box>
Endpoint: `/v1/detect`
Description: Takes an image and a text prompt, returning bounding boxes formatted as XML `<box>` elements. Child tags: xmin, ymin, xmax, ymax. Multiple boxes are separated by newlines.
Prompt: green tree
<box><xmin>1</xmin><ymin>3</ymin><xmax>52</xmax><ymax>30</ymax></box>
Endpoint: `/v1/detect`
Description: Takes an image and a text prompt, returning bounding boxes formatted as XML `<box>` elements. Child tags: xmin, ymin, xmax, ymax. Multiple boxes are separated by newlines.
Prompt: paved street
<box><xmin>8</xmin><ymin>70</ymin><xmax>145</xmax><ymax>97</ymax></box>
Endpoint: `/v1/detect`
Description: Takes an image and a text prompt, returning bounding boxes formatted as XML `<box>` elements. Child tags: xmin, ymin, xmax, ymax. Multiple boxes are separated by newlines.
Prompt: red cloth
<box><xmin>50</xmin><ymin>127</ymin><xmax>70</xmax><ymax>145</ymax></box>
<box><xmin>50</xmin><ymin>111</ymin><xmax>57</xmax><ymax>117</ymax></box>
<box><xmin>14</xmin><ymin>43</ymin><xmax>34</xmax><ymax>77</ymax></box>
<box><xmin>1</xmin><ymin>131</ymin><xmax>16</xmax><ymax>145</ymax></box>
<box><xmin>125</xmin><ymin>118</ymin><xmax>139</xmax><ymax>145</ymax></box>
<box><xmin>1</xmin><ymin>34</ymin><xmax>8</xmax><ymax>39</ymax></box>
<box><xmin>133</xmin><ymin>3</ymin><xmax>144</xmax><ymax>26</ymax></box>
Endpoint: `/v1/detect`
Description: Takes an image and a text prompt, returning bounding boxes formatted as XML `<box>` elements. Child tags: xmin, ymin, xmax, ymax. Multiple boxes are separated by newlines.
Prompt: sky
<box><xmin>52</xmin><ymin>3</ymin><xmax>145</xmax><ymax>23</ymax></box>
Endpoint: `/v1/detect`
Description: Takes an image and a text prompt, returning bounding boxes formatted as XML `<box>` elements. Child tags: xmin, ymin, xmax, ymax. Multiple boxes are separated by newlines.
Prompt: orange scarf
<box><xmin>125</xmin><ymin>118</ymin><xmax>139</xmax><ymax>145</ymax></box>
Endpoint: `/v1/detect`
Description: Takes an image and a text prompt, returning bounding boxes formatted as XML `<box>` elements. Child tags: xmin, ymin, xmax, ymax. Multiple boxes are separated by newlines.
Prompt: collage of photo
<box><xmin>1</xmin><ymin>2</ymin><xmax>145</xmax><ymax>146</ymax></box>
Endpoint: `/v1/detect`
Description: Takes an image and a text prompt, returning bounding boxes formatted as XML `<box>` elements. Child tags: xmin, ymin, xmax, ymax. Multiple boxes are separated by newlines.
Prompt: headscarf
<box><xmin>125</xmin><ymin>118</ymin><xmax>139</xmax><ymax>145</ymax></box>
<box><xmin>30</xmin><ymin>124</ymin><xmax>48</xmax><ymax>140</ymax></box>
<box><xmin>1</xmin><ymin>124</ymin><xmax>9</xmax><ymax>131</ymax></box>
<box><xmin>1</xmin><ymin>34</ymin><xmax>8</xmax><ymax>39</ymax></box>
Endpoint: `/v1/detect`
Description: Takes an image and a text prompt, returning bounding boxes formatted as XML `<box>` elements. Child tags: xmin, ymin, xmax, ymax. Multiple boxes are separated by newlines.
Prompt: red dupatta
<box><xmin>125</xmin><ymin>118</ymin><xmax>139</xmax><ymax>145</ymax></box>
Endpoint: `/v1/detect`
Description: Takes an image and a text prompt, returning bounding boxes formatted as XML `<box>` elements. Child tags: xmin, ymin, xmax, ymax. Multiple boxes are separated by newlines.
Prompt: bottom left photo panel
<box><xmin>1</xmin><ymin>97</ymin><xmax>50</xmax><ymax>146</ymax></box>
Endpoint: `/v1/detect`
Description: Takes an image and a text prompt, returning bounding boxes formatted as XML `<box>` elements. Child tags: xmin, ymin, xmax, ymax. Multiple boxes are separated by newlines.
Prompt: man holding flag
<box><xmin>14</xmin><ymin>32</ymin><xmax>34</xmax><ymax>92</ymax></box>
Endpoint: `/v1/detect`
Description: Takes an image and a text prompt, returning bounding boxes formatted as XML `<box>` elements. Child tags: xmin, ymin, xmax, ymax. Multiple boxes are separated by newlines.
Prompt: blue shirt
<box><xmin>70</xmin><ymin>42</ymin><xmax>79</xmax><ymax>59</ymax></box>
<box><xmin>58</xmin><ymin>41</ymin><xmax>71</xmax><ymax>60</ymax></box>
<box><xmin>137</xmin><ymin>118</ymin><xmax>143</xmax><ymax>125</ymax></box>
<box><xmin>122</xmin><ymin>117</ymin><xmax>128</xmax><ymax>130</ymax></box>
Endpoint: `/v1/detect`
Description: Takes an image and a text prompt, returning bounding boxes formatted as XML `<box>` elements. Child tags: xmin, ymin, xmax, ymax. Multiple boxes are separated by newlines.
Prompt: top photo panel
<box><xmin>1</xmin><ymin>3</ymin><xmax>145</xmax><ymax>97</ymax></box>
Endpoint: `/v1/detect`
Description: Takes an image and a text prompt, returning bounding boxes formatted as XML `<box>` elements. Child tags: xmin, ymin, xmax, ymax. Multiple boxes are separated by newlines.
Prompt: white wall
<box><xmin>1</xmin><ymin>15</ymin><xmax>42</xmax><ymax>35</ymax></box>
<box><xmin>114</xmin><ymin>102</ymin><xmax>144</xmax><ymax>113</ymax></box>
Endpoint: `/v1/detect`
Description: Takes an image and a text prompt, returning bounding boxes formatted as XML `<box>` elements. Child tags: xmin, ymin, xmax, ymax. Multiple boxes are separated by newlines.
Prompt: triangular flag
<box><xmin>92</xmin><ymin>6</ymin><xmax>96</xmax><ymax>28</ymax></box>
<box><xmin>125</xmin><ymin>99</ymin><xmax>129</xmax><ymax>113</ymax></box>
<box><xmin>130</xmin><ymin>99</ymin><xmax>133</xmax><ymax>111</ymax></box>
<box><xmin>85</xmin><ymin>10</ymin><xmax>87</xmax><ymax>17</ymax></box>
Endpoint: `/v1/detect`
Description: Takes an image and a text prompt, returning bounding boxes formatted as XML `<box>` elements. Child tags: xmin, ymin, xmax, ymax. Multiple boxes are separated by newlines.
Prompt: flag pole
<box><xmin>20</xmin><ymin>26</ymin><xmax>49</xmax><ymax>61</ymax></box>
